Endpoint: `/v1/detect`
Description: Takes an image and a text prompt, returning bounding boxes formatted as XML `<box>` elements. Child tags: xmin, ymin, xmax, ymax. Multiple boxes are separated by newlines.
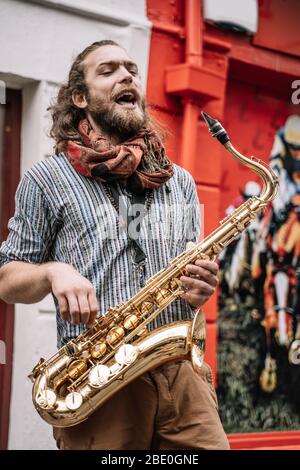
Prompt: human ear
<box><xmin>72</xmin><ymin>91</ymin><xmax>88</xmax><ymax>109</ymax></box>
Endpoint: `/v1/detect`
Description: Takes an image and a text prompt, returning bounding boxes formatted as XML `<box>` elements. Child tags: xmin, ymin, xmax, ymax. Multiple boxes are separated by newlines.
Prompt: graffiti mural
<box><xmin>218</xmin><ymin>109</ymin><xmax>300</xmax><ymax>433</ymax></box>
<box><xmin>253</xmin><ymin>115</ymin><xmax>300</xmax><ymax>389</ymax></box>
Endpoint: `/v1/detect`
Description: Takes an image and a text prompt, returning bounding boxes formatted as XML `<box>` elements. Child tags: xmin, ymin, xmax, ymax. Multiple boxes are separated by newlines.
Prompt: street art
<box><xmin>218</xmin><ymin>114</ymin><xmax>300</xmax><ymax>432</ymax></box>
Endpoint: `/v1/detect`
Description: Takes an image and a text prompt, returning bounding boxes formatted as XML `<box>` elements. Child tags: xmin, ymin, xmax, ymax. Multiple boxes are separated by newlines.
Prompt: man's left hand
<box><xmin>179</xmin><ymin>259</ymin><xmax>219</xmax><ymax>309</ymax></box>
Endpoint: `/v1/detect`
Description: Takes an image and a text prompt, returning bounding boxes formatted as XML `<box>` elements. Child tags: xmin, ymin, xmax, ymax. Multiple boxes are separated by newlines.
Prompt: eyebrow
<box><xmin>95</xmin><ymin>60</ymin><xmax>138</xmax><ymax>72</ymax></box>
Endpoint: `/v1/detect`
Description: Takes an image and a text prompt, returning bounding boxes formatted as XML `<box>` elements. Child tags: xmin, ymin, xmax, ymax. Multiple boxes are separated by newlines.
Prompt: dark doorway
<box><xmin>0</xmin><ymin>88</ymin><xmax>22</xmax><ymax>450</ymax></box>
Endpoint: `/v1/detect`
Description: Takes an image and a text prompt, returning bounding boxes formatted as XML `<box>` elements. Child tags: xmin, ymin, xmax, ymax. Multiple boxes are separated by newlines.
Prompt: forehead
<box><xmin>84</xmin><ymin>45</ymin><xmax>133</xmax><ymax>71</ymax></box>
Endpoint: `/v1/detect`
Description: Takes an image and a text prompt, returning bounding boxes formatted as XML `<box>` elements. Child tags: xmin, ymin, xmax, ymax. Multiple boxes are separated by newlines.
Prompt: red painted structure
<box><xmin>146</xmin><ymin>0</ymin><xmax>300</xmax><ymax>449</ymax></box>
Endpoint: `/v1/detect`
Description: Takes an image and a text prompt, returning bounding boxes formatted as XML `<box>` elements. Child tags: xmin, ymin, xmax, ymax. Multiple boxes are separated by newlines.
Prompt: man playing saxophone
<box><xmin>0</xmin><ymin>41</ymin><xmax>229</xmax><ymax>450</ymax></box>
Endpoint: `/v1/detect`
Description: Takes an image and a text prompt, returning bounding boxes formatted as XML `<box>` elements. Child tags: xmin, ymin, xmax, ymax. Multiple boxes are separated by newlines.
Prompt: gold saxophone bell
<box><xmin>29</xmin><ymin>112</ymin><xmax>279</xmax><ymax>428</ymax></box>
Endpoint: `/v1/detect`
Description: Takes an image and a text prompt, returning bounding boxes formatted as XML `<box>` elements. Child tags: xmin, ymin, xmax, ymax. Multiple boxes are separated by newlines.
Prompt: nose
<box><xmin>117</xmin><ymin>65</ymin><xmax>133</xmax><ymax>84</ymax></box>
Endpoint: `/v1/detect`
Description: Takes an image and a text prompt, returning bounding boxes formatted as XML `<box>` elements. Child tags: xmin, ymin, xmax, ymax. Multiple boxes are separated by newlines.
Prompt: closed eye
<box><xmin>99</xmin><ymin>70</ymin><xmax>113</xmax><ymax>76</ymax></box>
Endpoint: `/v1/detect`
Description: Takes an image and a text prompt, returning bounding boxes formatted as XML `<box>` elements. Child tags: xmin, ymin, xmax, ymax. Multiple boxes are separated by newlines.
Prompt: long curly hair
<box><xmin>49</xmin><ymin>40</ymin><xmax>169</xmax><ymax>153</ymax></box>
<box><xmin>49</xmin><ymin>40</ymin><xmax>120</xmax><ymax>153</ymax></box>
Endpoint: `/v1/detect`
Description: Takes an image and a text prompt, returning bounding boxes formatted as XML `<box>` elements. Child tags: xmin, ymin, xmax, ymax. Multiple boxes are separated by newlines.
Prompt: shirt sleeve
<box><xmin>0</xmin><ymin>174</ymin><xmax>57</xmax><ymax>267</ymax></box>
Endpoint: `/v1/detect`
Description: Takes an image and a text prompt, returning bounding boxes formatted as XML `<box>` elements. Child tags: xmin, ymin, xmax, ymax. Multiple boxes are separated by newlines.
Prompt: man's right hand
<box><xmin>46</xmin><ymin>263</ymin><xmax>99</xmax><ymax>325</ymax></box>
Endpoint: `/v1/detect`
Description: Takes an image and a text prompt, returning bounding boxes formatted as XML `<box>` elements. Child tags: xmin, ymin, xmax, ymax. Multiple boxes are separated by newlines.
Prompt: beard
<box><xmin>87</xmin><ymin>93</ymin><xmax>148</xmax><ymax>141</ymax></box>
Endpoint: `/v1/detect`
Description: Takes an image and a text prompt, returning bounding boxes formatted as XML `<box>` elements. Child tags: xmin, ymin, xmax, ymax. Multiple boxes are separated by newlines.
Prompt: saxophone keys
<box><xmin>140</xmin><ymin>301</ymin><xmax>154</xmax><ymax>315</ymax></box>
<box><xmin>67</xmin><ymin>359</ymin><xmax>88</xmax><ymax>380</ymax></box>
<box><xmin>36</xmin><ymin>389</ymin><xmax>57</xmax><ymax>409</ymax></box>
<box><xmin>65</xmin><ymin>391</ymin><xmax>83</xmax><ymax>410</ymax></box>
<box><xmin>136</xmin><ymin>327</ymin><xmax>147</xmax><ymax>337</ymax></box>
<box><xmin>198</xmin><ymin>253</ymin><xmax>210</xmax><ymax>260</ymax></box>
<box><xmin>90</xmin><ymin>342</ymin><xmax>107</xmax><ymax>359</ymax></box>
<box><xmin>76</xmin><ymin>340</ymin><xmax>86</xmax><ymax>352</ymax></box>
<box><xmin>106</xmin><ymin>326</ymin><xmax>125</xmax><ymax>345</ymax></box>
<box><xmin>211</xmin><ymin>243</ymin><xmax>221</xmax><ymax>255</ymax></box>
<box><xmin>80</xmin><ymin>350</ymin><xmax>91</xmax><ymax>360</ymax></box>
<box><xmin>156</xmin><ymin>288</ymin><xmax>171</xmax><ymax>304</ymax></box>
<box><xmin>115</xmin><ymin>344</ymin><xmax>139</xmax><ymax>366</ymax></box>
<box><xmin>169</xmin><ymin>279</ymin><xmax>180</xmax><ymax>290</ymax></box>
<box><xmin>123</xmin><ymin>314</ymin><xmax>139</xmax><ymax>330</ymax></box>
<box><xmin>28</xmin><ymin>357</ymin><xmax>46</xmax><ymax>382</ymax></box>
<box><xmin>53</xmin><ymin>374</ymin><xmax>68</xmax><ymax>392</ymax></box>
<box><xmin>88</xmin><ymin>365</ymin><xmax>110</xmax><ymax>388</ymax></box>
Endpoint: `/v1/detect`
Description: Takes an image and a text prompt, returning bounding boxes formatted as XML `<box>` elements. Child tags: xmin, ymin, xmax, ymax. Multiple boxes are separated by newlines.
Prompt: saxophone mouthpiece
<box><xmin>201</xmin><ymin>111</ymin><xmax>230</xmax><ymax>145</ymax></box>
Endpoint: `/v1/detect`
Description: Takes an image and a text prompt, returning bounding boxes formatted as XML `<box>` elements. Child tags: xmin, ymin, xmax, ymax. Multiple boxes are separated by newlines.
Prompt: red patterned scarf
<box><xmin>66</xmin><ymin>119</ymin><xmax>174</xmax><ymax>193</ymax></box>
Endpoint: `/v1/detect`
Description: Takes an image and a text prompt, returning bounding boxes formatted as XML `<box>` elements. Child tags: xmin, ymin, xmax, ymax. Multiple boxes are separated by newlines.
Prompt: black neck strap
<box><xmin>106</xmin><ymin>184</ymin><xmax>147</xmax><ymax>265</ymax></box>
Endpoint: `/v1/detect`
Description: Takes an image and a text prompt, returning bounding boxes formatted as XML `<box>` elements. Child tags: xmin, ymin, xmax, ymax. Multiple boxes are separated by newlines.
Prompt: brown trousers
<box><xmin>53</xmin><ymin>360</ymin><xmax>230</xmax><ymax>450</ymax></box>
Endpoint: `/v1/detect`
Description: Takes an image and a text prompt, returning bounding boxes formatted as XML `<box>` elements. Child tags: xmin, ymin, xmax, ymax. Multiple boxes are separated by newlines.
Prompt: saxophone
<box><xmin>29</xmin><ymin>112</ymin><xmax>278</xmax><ymax>427</ymax></box>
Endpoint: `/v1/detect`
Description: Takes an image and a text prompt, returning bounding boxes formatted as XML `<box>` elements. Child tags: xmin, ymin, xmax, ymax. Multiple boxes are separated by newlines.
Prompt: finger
<box><xmin>87</xmin><ymin>290</ymin><xmax>99</xmax><ymax>324</ymax></box>
<box><xmin>67</xmin><ymin>293</ymin><xmax>81</xmax><ymax>324</ymax></box>
<box><xmin>57</xmin><ymin>295</ymin><xmax>71</xmax><ymax>322</ymax></box>
<box><xmin>194</xmin><ymin>259</ymin><xmax>219</xmax><ymax>275</ymax></box>
<box><xmin>180</xmin><ymin>291</ymin><xmax>208</xmax><ymax>307</ymax></box>
<box><xmin>180</xmin><ymin>276</ymin><xmax>216</xmax><ymax>296</ymax></box>
<box><xmin>77</xmin><ymin>293</ymin><xmax>91</xmax><ymax>324</ymax></box>
<box><xmin>185</xmin><ymin>264</ymin><xmax>218</xmax><ymax>287</ymax></box>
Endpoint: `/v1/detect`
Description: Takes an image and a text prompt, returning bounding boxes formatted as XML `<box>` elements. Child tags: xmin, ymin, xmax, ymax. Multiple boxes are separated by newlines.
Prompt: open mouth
<box><xmin>115</xmin><ymin>91</ymin><xmax>138</xmax><ymax>109</ymax></box>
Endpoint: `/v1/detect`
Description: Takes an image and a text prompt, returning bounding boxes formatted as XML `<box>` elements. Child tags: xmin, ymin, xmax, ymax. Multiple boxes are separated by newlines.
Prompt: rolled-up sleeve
<box><xmin>0</xmin><ymin>175</ymin><xmax>56</xmax><ymax>267</ymax></box>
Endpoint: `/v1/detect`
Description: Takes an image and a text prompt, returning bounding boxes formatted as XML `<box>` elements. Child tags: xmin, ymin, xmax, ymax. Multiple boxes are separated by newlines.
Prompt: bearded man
<box><xmin>0</xmin><ymin>40</ymin><xmax>229</xmax><ymax>450</ymax></box>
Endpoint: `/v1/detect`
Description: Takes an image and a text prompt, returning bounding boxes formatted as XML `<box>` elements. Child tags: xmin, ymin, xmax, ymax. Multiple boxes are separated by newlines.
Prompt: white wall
<box><xmin>0</xmin><ymin>0</ymin><xmax>151</xmax><ymax>450</ymax></box>
<box><xmin>0</xmin><ymin>0</ymin><xmax>151</xmax><ymax>86</ymax></box>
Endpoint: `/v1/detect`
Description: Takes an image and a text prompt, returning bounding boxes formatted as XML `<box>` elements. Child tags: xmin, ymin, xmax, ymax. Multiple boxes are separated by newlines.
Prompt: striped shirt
<box><xmin>0</xmin><ymin>154</ymin><xmax>200</xmax><ymax>348</ymax></box>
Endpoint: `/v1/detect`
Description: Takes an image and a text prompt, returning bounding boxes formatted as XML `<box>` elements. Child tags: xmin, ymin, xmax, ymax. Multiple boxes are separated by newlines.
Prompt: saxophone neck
<box><xmin>202</xmin><ymin>111</ymin><xmax>279</xmax><ymax>204</ymax></box>
<box><xmin>224</xmin><ymin>141</ymin><xmax>279</xmax><ymax>204</ymax></box>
